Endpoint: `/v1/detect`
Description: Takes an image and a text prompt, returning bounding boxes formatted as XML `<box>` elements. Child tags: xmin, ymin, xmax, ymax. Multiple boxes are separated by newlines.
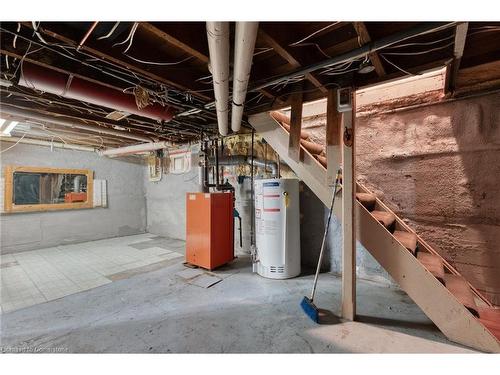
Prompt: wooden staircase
<box><xmin>249</xmin><ymin>111</ymin><xmax>500</xmax><ymax>353</ymax></box>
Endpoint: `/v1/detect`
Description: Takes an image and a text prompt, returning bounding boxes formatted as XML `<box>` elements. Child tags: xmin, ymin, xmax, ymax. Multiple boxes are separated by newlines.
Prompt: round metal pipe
<box><xmin>18</xmin><ymin>62</ymin><xmax>176</xmax><ymax>122</ymax></box>
<box><xmin>231</xmin><ymin>22</ymin><xmax>259</xmax><ymax>132</ymax></box>
<box><xmin>206</xmin><ymin>22</ymin><xmax>230</xmax><ymax>136</ymax></box>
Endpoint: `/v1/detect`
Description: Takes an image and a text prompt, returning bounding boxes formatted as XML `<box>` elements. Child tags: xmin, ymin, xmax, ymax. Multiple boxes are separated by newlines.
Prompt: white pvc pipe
<box><xmin>231</xmin><ymin>22</ymin><xmax>259</xmax><ymax>133</ymax></box>
<box><xmin>0</xmin><ymin>136</ymin><xmax>96</xmax><ymax>152</ymax></box>
<box><xmin>206</xmin><ymin>22</ymin><xmax>230</xmax><ymax>136</ymax></box>
<box><xmin>99</xmin><ymin>141</ymin><xmax>170</xmax><ymax>157</ymax></box>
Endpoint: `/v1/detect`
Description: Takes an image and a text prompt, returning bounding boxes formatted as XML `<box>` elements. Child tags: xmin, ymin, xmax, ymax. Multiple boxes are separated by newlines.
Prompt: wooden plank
<box><xmin>288</xmin><ymin>92</ymin><xmax>303</xmax><ymax>162</ymax></box>
<box><xmin>326</xmin><ymin>89</ymin><xmax>341</xmax><ymax>186</ymax></box>
<box><xmin>140</xmin><ymin>22</ymin><xmax>209</xmax><ymax>63</ymax></box>
<box><xmin>341</xmin><ymin>93</ymin><xmax>356</xmax><ymax>321</ymax></box>
<box><xmin>456</xmin><ymin>59</ymin><xmax>500</xmax><ymax>94</ymax></box>
<box><xmin>352</xmin><ymin>22</ymin><xmax>386</xmax><ymax>77</ymax></box>
<box><xmin>445</xmin><ymin>22</ymin><xmax>468</xmax><ymax>94</ymax></box>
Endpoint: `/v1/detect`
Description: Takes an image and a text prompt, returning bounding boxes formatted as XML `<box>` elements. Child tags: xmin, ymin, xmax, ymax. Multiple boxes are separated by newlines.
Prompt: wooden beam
<box><xmin>352</xmin><ymin>22</ymin><xmax>386</xmax><ymax>77</ymax></box>
<box><xmin>341</xmin><ymin>90</ymin><xmax>356</xmax><ymax>321</ymax></box>
<box><xmin>288</xmin><ymin>92</ymin><xmax>303</xmax><ymax>162</ymax></box>
<box><xmin>258</xmin><ymin>29</ymin><xmax>327</xmax><ymax>93</ymax></box>
<box><xmin>140</xmin><ymin>22</ymin><xmax>210</xmax><ymax>64</ymax></box>
<box><xmin>455</xmin><ymin>59</ymin><xmax>500</xmax><ymax>94</ymax></box>
<box><xmin>445</xmin><ymin>22</ymin><xmax>469</xmax><ymax>94</ymax></box>
<box><xmin>19</xmin><ymin>22</ymin><xmax>212</xmax><ymax>101</ymax></box>
<box><xmin>326</xmin><ymin>89</ymin><xmax>341</xmax><ymax>186</ymax></box>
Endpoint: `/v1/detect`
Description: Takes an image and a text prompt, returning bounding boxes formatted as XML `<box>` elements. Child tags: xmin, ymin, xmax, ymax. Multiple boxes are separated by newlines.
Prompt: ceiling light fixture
<box><xmin>0</xmin><ymin>119</ymin><xmax>19</xmax><ymax>136</ymax></box>
<box><xmin>358</xmin><ymin>59</ymin><xmax>376</xmax><ymax>74</ymax></box>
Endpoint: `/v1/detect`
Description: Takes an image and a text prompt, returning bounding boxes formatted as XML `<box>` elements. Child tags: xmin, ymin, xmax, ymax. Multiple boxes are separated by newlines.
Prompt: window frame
<box><xmin>3</xmin><ymin>165</ymin><xmax>94</xmax><ymax>213</ymax></box>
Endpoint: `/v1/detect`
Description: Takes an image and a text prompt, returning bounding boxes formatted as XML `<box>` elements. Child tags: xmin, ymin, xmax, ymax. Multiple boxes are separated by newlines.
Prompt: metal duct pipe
<box><xmin>0</xmin><ymin>106</ymin><xmax>153</xmax><ymax>142</ymax></box>
<box><xmin>208</xmin><ymin>155</ymin><xmax>278</xmax><ymax>178</ymax></box>
<box><xmin>99</xmin><ymin>141</ymin><xmax>170</xmax><ymax>157</ymax></box>
<box><xmin>231</xmin><ymin>22</ymin><xmax>259</xmax><ymax>133</ymax></box>
<box><xmin>18</xmin><ymin>62</ymin><xmax>175</xmax><ymax>122</ymax></box>
<box><xmin>0</xmin><ymin>136</ymin><xmax>96</xmax><ymax>152</ymax></box>
<box><xmin>206</xmin><ymin>22</ymin><xmax>230</xmax><ymax>136</ymax></box>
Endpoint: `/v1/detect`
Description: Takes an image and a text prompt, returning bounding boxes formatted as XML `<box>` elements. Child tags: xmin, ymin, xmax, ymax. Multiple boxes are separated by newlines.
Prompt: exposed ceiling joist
<box><xmin>20</xmin><ymin>22</ymin><xmax>212</xmax><ymax>101</ymax></box>
<box><xmin>445</xmin><ymin>22</ymin><xmax>469</xmax><ymax>94</ymax></box>
<box><xmin>352</xmin><ymin>22</ymin><xmax>386</xmax><ymax>77</ymax></box>
<box><xmin>258</xmin><ymin>29</ymin><xmax>327</xmax><ymax>93</ymax></box>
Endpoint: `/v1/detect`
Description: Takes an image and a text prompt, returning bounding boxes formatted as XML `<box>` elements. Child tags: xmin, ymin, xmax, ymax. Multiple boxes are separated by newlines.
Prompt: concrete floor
<box><xmin>1</xmin><ymin>234</ymin><xmax>185</xmax><ymax>313</ymax></box>
<box><xmin>0</xmin><ymin>235</ymin><xmax>476</xmax><ymax>353</ymax></box>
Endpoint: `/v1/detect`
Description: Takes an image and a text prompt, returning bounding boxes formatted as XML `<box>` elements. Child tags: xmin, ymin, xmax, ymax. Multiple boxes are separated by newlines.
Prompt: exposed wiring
<box><xmin>124</xmin><ymin>54</ymin><xmax>193</xmax><ymax>66</ymax></box>
<box><xmin>380</xmin><ymin>54</ymin><xmax>416</xmax><ymax>76</ymax></box>
<box><xmin>288</xmin><ymin>22</ymin><xmax>340</xmax><ymax>46</ymax></box>
<box><xmin>385</xmin><ymin>34</ymin><xmax>455</xmax><ymax>49</ymax></box>
<box><xmin>12</xmin><ymin>22</ymin><xmax>21</xmax><ymax>49</ymax></box>
<box><xmin>0</xmin><ymin>132</ymin><xmax>27</xmax><ymax>154</ymax></box>
<box><xmin>97</xmin><ymin>22</ymin><xmax>121</xmax><ymax>40</ymax></box>
<box><xmin>253</xmin><ymin>47</ymin><xmax>273</xmax><ymax>57</ymax></box>
<box><xmin>383</xmin><ymin>41</ymin><xmax>454</xmax><ymax>56</ymax></box>
<box><xmin>290</xmin><ymin>42</ymin><xmax>331</xmax><ymax>59</ymax></box>
<box><xmin>113</xmin><ymin>22</ymin><xmax>138</xmax><ymax>48</ymax></box>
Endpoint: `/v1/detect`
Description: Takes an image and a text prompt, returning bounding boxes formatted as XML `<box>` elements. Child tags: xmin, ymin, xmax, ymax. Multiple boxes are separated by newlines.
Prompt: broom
<box><xmin>300</xmin><ymin>167</ymin><xmax>342</xmax><ymax>323</ymax></box>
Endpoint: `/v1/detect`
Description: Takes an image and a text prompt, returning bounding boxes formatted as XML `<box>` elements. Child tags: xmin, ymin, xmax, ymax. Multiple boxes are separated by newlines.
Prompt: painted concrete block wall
<box><xmin>144</xmin><ymin>150</ymin><xmax>201</xmax><ymax>240</ymax></box>
<box><xmin>0</xmin><ymin>142</ymin><xmax>147</xmax><ymax>253</ymax></box>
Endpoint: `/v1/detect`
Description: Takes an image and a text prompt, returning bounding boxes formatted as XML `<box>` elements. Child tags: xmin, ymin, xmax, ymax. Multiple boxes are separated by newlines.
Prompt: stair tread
<box><xmin>356</xmin><ymin>193</ymin><xmax>376</xmax><ymax>211</ymax></box>
<box><xmin>393</xmin><ymin>230</ymin><xmax>418</xmax><ymax>255</ymax></box>
<box><xmin>417</xmin><ymin>252</ymin><xmax>445</xmax><ymax>283</ymax></box>
<box><xmin>444</xmin><ymin>274</ymin><xmax>479</xmax><ymax>317</ymax></box>
<box><xmin>371</xmin><ymin>210</ymin><xmax>396</xmax><ymax>229</ymax></box>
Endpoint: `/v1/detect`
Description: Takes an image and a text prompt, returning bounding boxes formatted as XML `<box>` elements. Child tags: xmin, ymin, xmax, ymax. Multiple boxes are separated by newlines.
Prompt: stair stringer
<box><xmin>249</xmin><ymin>111</ymin><xmax>500</xmax><ymax>353</ymax></box>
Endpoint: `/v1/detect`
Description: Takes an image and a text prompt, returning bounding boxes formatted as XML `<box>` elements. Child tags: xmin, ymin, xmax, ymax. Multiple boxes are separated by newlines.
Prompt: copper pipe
<box><xmin>77</xmin><ymin>21</ymin><xmax>99</xmax><ymax>51</ymax></box>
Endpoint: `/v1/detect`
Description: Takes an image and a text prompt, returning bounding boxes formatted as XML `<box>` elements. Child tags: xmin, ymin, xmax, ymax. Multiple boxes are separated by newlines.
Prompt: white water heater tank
<box><xmin>254</xmin><ymin>178</ymin><xmax>300</xmax><ymax>279</ymax></box>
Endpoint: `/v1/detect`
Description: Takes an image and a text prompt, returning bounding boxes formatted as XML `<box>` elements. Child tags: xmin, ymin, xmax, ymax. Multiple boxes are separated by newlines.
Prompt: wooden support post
<box><xmin>444</xmin><ymin>22</ymin><xmax>468</xmax><ymax>95</ymax></box>
<box><xmin>341</xmin><ymin>90</ymin><xmax>356</xmax><ymax>321</ymax></box>
<box><xmin>326</xmin><ymin>89</ymin><xmax>341</xmax><ymax>186</ymax></box>
<box><xmin>288</xmin><ymin>92</ymin><xmax>303</xmax><ymax>162</ymax></box>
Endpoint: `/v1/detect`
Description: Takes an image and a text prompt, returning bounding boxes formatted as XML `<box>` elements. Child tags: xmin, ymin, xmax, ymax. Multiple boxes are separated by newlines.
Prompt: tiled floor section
<box><xmin>0</xmin><ymin>234</ymin><xmax>184</xmax><ymax>313</ymax></box>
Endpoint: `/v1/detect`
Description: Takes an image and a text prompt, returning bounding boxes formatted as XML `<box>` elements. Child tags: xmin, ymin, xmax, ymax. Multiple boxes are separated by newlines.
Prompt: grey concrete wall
<box><xmin>144</xmin><ymin>149</ymin><xmax>201</xmax><ymax>240</ymax></box>
<box><xmin>0</xmin><ymin>142</ymin><xmax>147</xmax><ymax>253</ymax></box>
<box><xmin>300</xmin><ymin>183</ymin><xmax>394</xmax><ymax>285</ymax></box>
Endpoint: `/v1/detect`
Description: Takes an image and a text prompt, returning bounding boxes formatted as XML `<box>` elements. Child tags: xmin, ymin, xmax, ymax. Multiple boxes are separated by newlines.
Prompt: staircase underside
<box><xmin>249</xmin><ymin>111</ymin><xmax>500</xmax><ymax>353</ymax></box>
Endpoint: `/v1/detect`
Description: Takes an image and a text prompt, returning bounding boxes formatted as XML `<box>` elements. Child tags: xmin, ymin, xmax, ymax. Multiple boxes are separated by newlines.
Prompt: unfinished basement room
<box><xmin>1</xmin><ymin>3</ymin><xmax>500</xmax><ymax>370</ymax></box>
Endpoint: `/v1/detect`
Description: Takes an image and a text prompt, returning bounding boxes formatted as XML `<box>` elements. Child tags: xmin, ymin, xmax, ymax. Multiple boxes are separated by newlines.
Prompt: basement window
<box><xmin>2</xmin><ymin>166</ymin><xmax>94</xmax><ymax>213</ymax></box>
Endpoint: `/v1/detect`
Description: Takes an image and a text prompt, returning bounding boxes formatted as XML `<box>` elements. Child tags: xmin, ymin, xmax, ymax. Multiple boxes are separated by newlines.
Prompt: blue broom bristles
<box><xmin>300</xmin><ymin>296</ymin><xmax>319</xmax><ymax>323</ymax></box>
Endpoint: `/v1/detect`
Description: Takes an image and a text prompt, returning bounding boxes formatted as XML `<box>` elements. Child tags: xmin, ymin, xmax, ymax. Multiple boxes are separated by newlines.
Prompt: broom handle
<box><xmin>309</xmin><ymin>168</ymin><xmax>341</xmax><ymax>301</ymax></box>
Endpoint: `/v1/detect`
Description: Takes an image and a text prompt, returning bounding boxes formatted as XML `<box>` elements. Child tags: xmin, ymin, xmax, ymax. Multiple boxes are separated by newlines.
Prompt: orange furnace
<box><xmin>185</xmin><ymin>192</ymin><xmax>234</xmax><ymax>270</ymax></box>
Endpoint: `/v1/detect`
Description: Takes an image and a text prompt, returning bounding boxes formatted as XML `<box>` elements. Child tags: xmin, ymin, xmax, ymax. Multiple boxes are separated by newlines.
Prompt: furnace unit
<box><xmin>185</xmin><ymin>192</ymin><xmax>234</xmax><ymax>270</ymax></box>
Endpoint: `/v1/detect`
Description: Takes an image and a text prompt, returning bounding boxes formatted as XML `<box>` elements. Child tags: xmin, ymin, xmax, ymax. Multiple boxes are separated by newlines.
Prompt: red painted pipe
<box><xmin>18</xmin><ymin>62</ymin><xmax>175</xmax><ymax>122</ymax></box>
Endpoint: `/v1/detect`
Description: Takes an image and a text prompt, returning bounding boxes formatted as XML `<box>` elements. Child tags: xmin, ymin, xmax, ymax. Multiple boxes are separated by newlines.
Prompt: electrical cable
<box><xmin>124</xmin><ymin>54</ymin><xmax>193</xmax><ymax>66</ymax></box>
<box><xmin>288</xmin><ymin>22</ymin><xmax>340</xmax><ymax>46</ymax></box>
<box><xmin>0</xmin><ymin>132</ymin><xmax>27</xmax><ymax>153</ymax></box>
<box><xmin>382</xmin><ymin>41</ymin><xmax>455</xmax><ymax>56</ymax></box>
<box><xmin>379</xmin><ymin>54</ymin><xmax>416</xmax><ymax>76</ymax></box>
<box><xmin>97</xmin><ymin>22</ymin><xmax>120</xmax><ymax>40</ymax></box>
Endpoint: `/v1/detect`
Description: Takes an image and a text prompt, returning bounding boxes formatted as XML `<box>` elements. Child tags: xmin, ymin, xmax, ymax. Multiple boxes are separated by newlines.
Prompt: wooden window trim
<box><xmin>3</xmin><ymin>165</ymin><xmax>94</xmax><ymax>213</ymax></box>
